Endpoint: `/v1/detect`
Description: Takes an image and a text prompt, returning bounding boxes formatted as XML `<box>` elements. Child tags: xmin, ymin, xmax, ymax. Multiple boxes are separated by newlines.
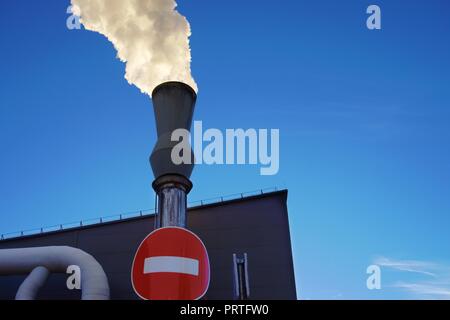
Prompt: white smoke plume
<box><xmin>71</xmin><ymin>0</ymin><xmax>197</xmax><ymax>96</ymax></box>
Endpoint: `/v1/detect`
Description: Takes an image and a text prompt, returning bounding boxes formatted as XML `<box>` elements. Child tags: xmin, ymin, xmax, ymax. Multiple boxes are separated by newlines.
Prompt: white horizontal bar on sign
<box><xmin>144</xmin><ymin>256</ymin><xmax>199</xmax><ymax>276</ymax></box>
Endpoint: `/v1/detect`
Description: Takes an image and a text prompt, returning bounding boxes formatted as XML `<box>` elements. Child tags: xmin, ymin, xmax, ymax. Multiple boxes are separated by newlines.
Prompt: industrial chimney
<box><xmin>150</xmin><ymin>82</ymin><xmax>197</xmax><ymax>229</ymax></box>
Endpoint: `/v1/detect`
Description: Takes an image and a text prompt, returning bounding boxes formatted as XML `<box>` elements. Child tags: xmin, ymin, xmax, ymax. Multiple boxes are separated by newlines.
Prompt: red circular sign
<box><xmin>131</xmin><ymin>227</ymin><xmax>210</xmax><ymax>300</ymax></box>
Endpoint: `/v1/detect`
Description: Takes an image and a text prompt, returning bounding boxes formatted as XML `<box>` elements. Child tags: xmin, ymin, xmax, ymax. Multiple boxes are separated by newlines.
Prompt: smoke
<box><xmin>71</xmin><ymin>0</ymin><xmax>197</xmax><ymax>96</ymax></box>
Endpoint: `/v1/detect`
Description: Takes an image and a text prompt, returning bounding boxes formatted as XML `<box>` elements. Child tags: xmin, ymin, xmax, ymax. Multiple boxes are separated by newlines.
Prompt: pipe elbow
<box><xmin>0</xmin><ymin>246</ymin><xmax>110</xmax><ymax>300</ymax></box>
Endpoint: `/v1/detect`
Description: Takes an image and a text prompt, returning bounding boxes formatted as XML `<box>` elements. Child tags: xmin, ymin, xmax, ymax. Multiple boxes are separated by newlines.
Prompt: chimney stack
<box><xmin>150</xmin><ymin>82</ymin><xmax>197</xmax><ymax>229</ymax></box>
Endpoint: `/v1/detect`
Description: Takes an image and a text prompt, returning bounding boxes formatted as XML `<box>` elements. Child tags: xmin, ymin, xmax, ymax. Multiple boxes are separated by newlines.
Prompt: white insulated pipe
<box><xmin>16</xmin><ymin>266</ymin><xmax>50</xmax><ymax>300</ymax></box>
<box><xmin>0</xmin><ymin>246</ymin><xmax>110</xmax><ymax>300</ymax></box>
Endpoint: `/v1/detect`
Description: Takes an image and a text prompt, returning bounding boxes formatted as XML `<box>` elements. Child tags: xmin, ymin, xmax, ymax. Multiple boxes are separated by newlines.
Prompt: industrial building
<box><xmin>0</xmin><ymin>189</ymin><xmax>297</xmax><ymax>300</ymax></box>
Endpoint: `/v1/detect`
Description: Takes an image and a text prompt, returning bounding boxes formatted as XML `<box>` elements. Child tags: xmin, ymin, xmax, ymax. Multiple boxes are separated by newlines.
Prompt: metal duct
<box><xmin>0</xmin><ymin>246</ymin><xmax>110</xmax><ymax>300</ymax></box>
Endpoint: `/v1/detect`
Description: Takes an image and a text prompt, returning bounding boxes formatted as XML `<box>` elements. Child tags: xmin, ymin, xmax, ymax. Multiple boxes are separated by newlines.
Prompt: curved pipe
<box><xmin>0</xmin><ymin>246</ymin><xmax>110</xmax><ymax>300</ymax></box>
<box><xmin>16</xmin><ymin>266</ymin><xmax>50</xmax><ymax>300</ymax></box>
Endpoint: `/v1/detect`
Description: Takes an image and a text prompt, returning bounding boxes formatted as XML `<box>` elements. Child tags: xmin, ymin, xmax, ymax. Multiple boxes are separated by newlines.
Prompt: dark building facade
<box><xmin>0</xmin><ymin>190</ymin><xmax>296</xmax><ymax>300</ymax></box>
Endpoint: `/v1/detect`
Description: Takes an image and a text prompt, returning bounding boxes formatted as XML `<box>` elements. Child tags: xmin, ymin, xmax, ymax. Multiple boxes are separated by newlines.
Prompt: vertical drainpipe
<box><xmin>150</xmin><ymin>82</ymin><xmax>197</xmax><ymax>229</ymax></box>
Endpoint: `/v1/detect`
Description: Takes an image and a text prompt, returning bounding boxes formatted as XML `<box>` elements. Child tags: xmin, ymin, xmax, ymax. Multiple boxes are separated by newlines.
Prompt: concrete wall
<box><xmin>0</xmin><ymin>190</ymin><xmax>296</xmax><ymax>300</ymax></box>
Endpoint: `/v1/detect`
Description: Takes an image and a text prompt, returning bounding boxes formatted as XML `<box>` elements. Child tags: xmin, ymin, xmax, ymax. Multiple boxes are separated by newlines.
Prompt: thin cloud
<box><xmin>374</xmin><ymin>256</ymin><xmax>439</xmax><ymax>277</ymax></box>
<box><xmin>393</xmin><ymin>281</ymin><xmax>450</xmax><ymax>300</ymax></box>
<box><xmin>374</xmin><ymin>256</ymin><xmax>450</xmax><ymax>300</ymax></box>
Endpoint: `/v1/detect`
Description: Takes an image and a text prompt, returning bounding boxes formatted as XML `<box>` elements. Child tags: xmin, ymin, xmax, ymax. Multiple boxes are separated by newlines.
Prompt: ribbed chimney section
<box><xmin>150</xmin><ymin>82</ymin><xmax>197</xmax><ymax>229</ymax></box>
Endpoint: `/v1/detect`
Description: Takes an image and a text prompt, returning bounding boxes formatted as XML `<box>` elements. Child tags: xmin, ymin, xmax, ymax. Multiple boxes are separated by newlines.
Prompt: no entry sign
<box><xmin>131</xmin><ymin>227</ymin><xmax>210</xmax><ymax>300</ymax></box>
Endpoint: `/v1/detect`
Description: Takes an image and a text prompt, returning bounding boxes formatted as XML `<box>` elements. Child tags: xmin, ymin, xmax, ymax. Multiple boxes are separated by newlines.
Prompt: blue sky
<box><xmin>1</xmin><ymin>0</ymin><xmax>450</xmax><ymax>299</ymax></box>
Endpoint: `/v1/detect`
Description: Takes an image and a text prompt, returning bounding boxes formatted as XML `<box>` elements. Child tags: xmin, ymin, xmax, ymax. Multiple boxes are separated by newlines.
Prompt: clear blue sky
<box><xmin>1</xmin><ymin>0</ymin><xmax>450</xmax><ymax>299</ymax></box>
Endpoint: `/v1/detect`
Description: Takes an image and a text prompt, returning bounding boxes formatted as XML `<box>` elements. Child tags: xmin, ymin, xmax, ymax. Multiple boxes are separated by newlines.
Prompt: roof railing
<box><xmin>0</xmin><ymin>187</ymin><xmax>279</xmax><ymax>241</ymax></box>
